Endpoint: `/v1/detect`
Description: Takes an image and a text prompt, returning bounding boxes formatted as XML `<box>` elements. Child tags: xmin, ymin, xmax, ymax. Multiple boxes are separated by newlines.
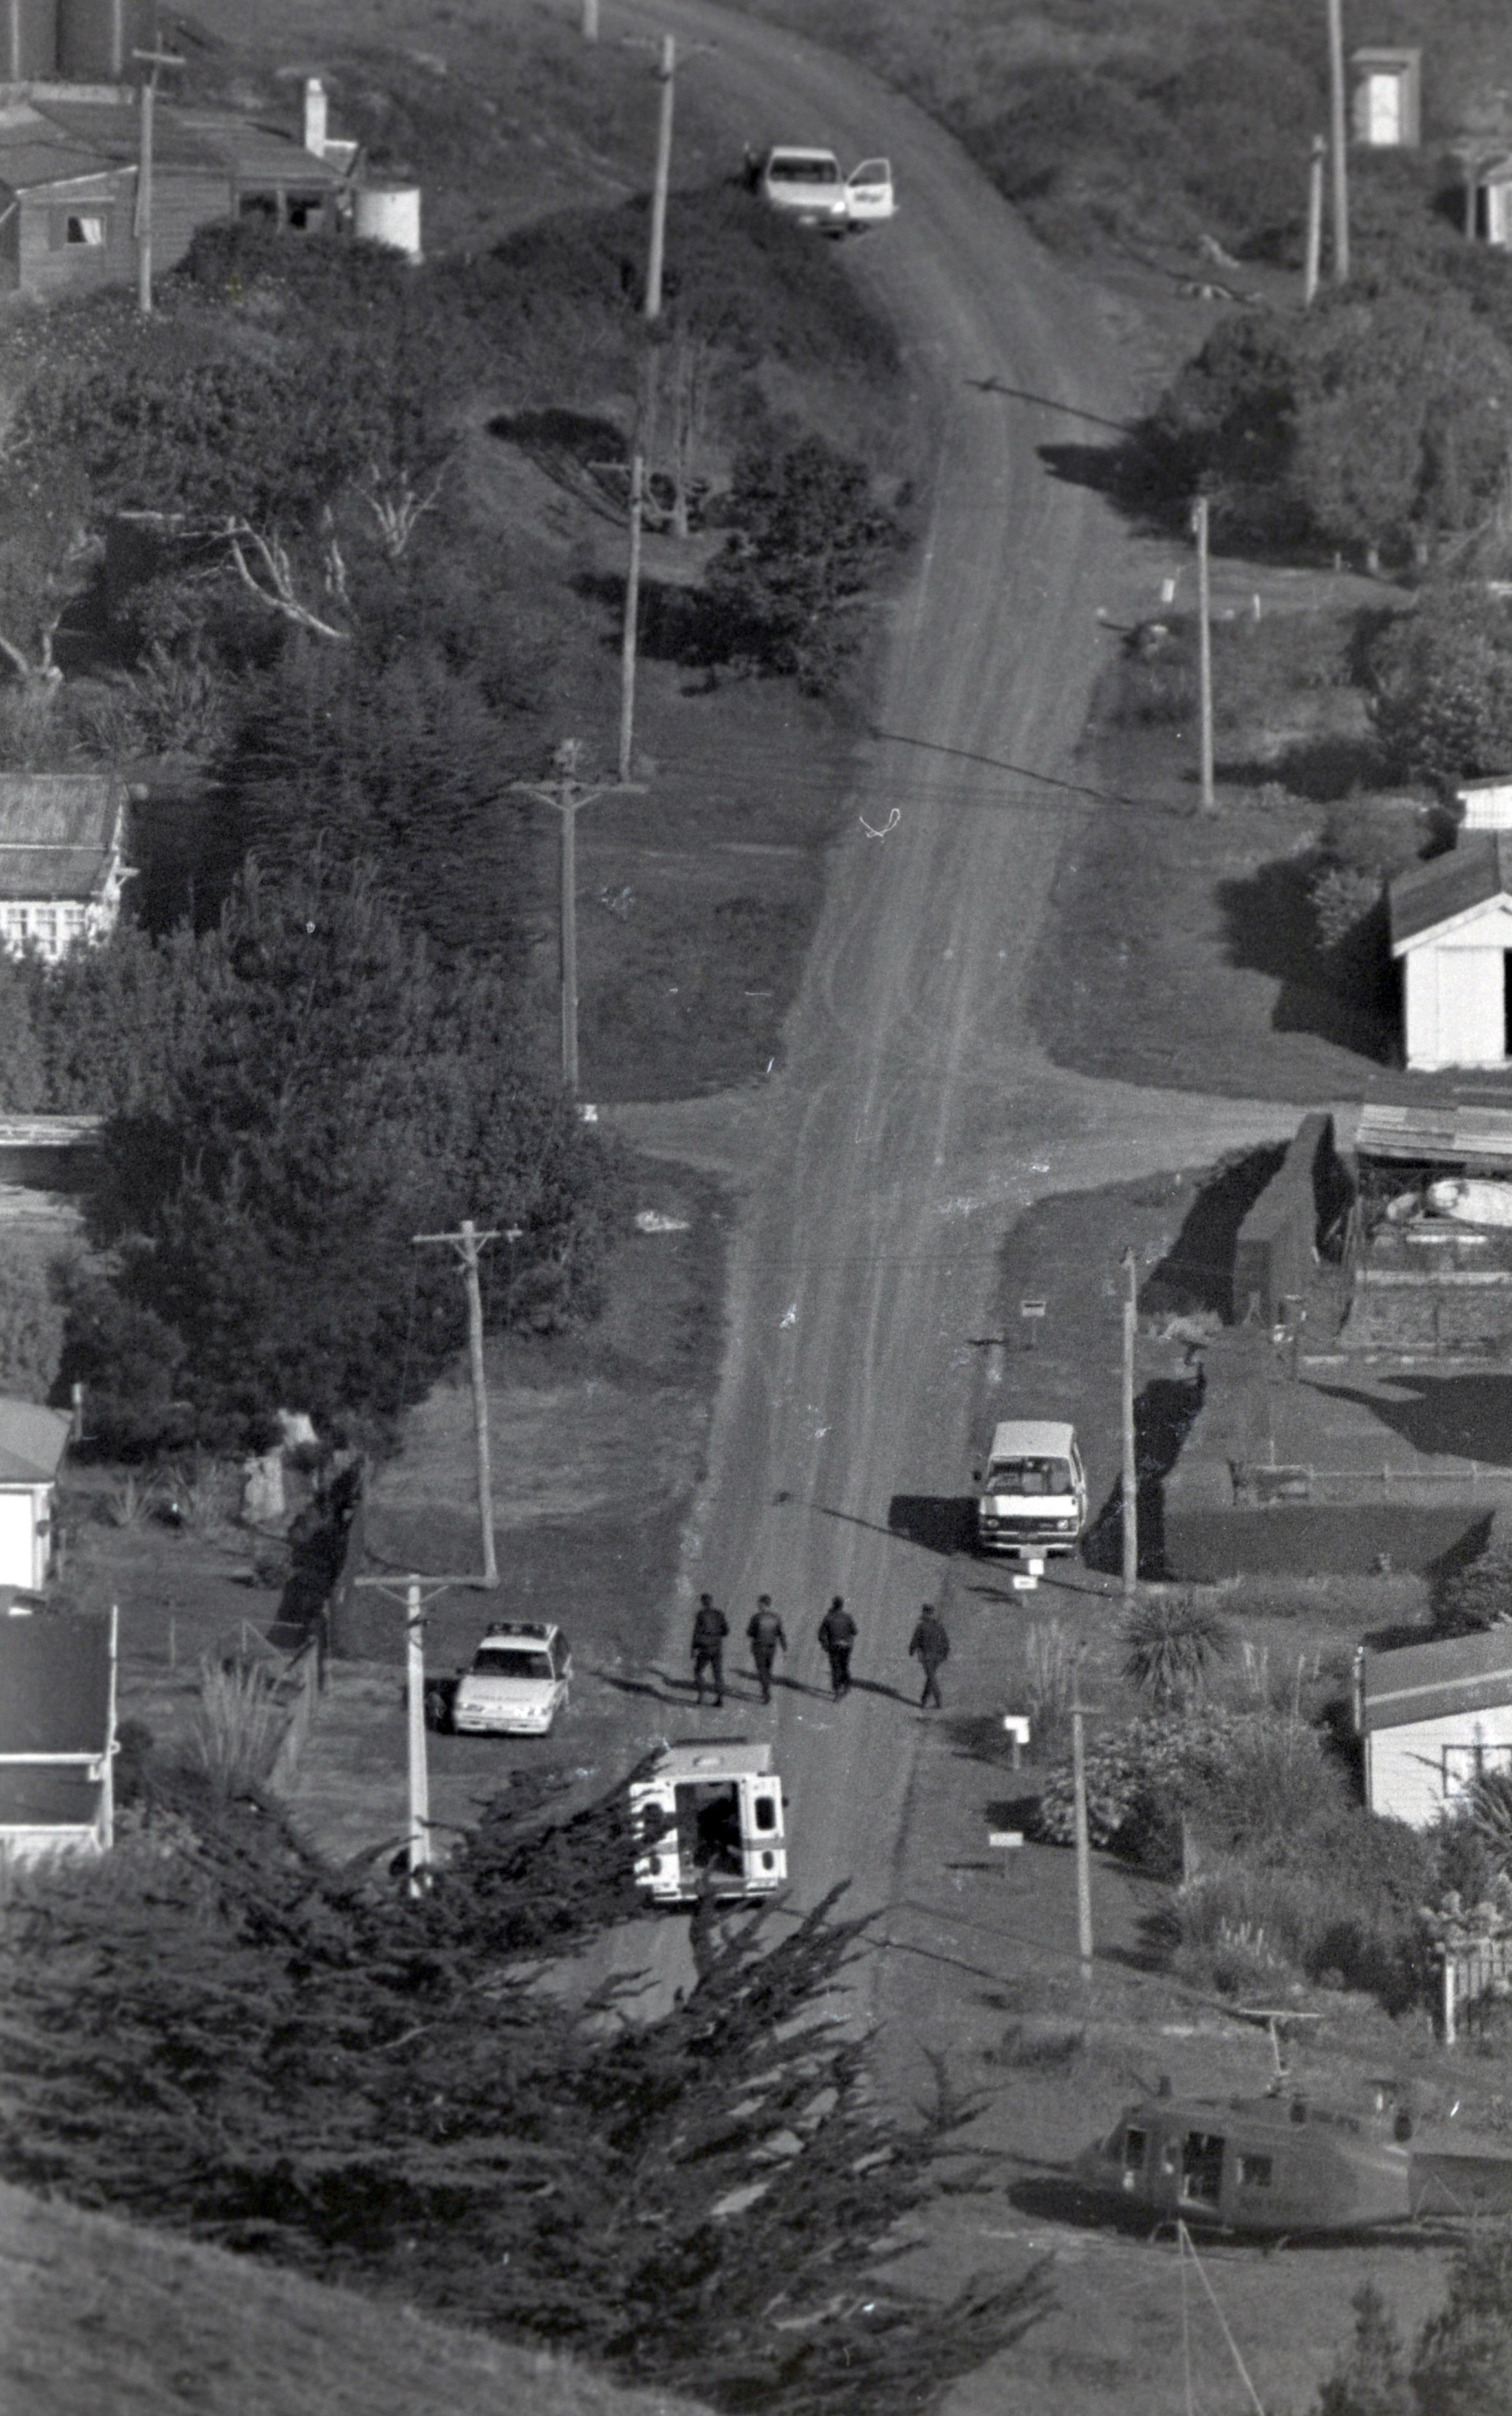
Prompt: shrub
<box><xmin>187</xmin><ymin>1659</ymin><xmax>283</xmax><ymax>1796</ymax></box>
<box><xmin>1021</xmin><ymin>1618</ymin><xmax>1076</xmax><ymax>1756</ymax></box>
<box><xmin>1121</xmin><ymin>1593</ymin><xmax>1230</xmax><ymax>1709</ymax></box>
<box><xmin>1372</xmin><ymin>583</ymin><xmax>1512</xmax><ymax>780</ymax></box>
<box><xmin>703</xmin><ymin>431</ymin><xmax>902</xmax><ymax>694</ymax></box>
<box><xmin>1432</xmin><ymin>1544</ymin><xmax>1512</xmax><ymax>1637</ymax></box>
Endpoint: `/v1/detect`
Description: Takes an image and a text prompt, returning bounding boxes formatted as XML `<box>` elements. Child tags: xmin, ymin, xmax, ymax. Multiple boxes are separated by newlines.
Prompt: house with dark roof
<box><xmin>1390</xmin><ymin>833</ymin><xmax>1512</xmax><ymax>1070</ymax></box>
<box><xmin>0</xmin><ymin>83</ymin><xmax>352</xmax><ymax>296</ymax></box>
<box><xmin>1357</xmin><ymin>1627</ymin><xmax>1512</xmax><ymax>1828</ymax></box>
<box><xmin>0</xmin><ymin>1603</ymin><xmax>116</xmax><ymax>1863</ymax></box>
<box><xmin>0</xmin><ymin>772</ymin><xmax>132</xmax><ymax>962</ymax></box>
<box><xmin>0</xmin><ymin>1397</ymin><xmax>70</xmax><ymax>1588</ymax></box>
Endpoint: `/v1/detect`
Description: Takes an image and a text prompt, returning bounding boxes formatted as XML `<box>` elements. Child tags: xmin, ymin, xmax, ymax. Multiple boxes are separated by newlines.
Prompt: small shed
<box><xmin>177</xmin><ymin>103</ymin><xmax>349</xmax><ymax>233</ymax></box>
<box><xmin>38</xmin><ymin>93</ymin><xmax>230</xmax><ymax>274</ymax></box>
<box><xmin>1357</xmin><ymin>1628</ymin><xmax>1512</xmax><ymax>1828</ymax></box>
<box><xmin>0</xmin><ymin>97</ymin><xmax>133</xmax><ymax>294</ymax></box>
<box><xmin>0</xmin><ymin>1603</ymin><xmax>116</xmax><ymax>1863</ymax></box>
<box><xmin>1390</xmin><ymin>834</ymin><xmax>1512</xmax><ymax>1070</ymax></box>
<box><xmin>0</xmin><ymin>773</ymin><xmax>133</xmax><ymax>963</ymax></box>
<box><xmin>1351</xmin><ymin>47</ymin><xmax>1422</xmax><ymax>149</ymax></box>
<box><xmin>0</xmin><ymin>1398</ymin><xmax>69</xmax><ymax>1589</ymax></box>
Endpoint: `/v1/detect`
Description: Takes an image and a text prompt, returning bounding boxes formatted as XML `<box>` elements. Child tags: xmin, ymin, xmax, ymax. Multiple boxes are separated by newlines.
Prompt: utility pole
<box><xmin>581</xmin><ymin>0</ymin><xmax>599</xmax><ymax>38</ymax></box>
<box><xmin>1121</xmin><ymin>1244</ymin><xmax>1138</xmax><ymax>1600</ymax></box>
<box><xmin>353</xmin><ymin>1573</ymin><xmax>493</xmax><ymax>1892</ymax></box>
<box><xmin>511</xmin><ymin>742</ymin><xmax>646</xmax><ymax>1094</ymax></box>
<box><xmin>1071</xmin><ymin>1665</ymin><xmax>1095</xmax><ymax>1988</ymax></box>
<box><xmin>1193</xmin><ymin>493</ymin><xmax>1215</xmax><ymax>815</ymax></box>
<box><xmin>413</xmin><ymin>1219</ymin><xmax>501</xmax><ymax>1583</ymax></box>
<box><xmin>1326</xmin><ymin>0</ymin><xmax>1350</xmax><ymax>283</ymax></box>
<box><xmin>617</xmin><ymin>32</ymin><xmax>714</xmax><ymax>782</ymax></box>
<box><xmin>132</xmin><ymin>45</ymin><xmax>185</xmax><ymax>317</ymax></box>
<box><xmin>1303</xmin><ymin>133</ymin><xmax>1325</xmax><ymax>305</ymax></box>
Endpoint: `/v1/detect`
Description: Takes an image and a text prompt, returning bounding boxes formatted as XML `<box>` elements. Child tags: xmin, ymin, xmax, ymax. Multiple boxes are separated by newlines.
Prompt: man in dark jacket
<box><xmin>909</xmin><ymin>1603</ymin><xmax>949</xmax><ymax>1709</ymax></box>
<box><xmin>817</xmin><ymin>1595</ymin><xmax>857</xmax><ymax>1698</ymax></box>
<box><xmin>691</xmin><ymin>1593</ymin><xmax>729</xmax><ymax>1706</ymax></box>
<box><xmin>747</xmin><ymin>1595</ymin><xmax>787</xmax><ymax>1704</ymax></box>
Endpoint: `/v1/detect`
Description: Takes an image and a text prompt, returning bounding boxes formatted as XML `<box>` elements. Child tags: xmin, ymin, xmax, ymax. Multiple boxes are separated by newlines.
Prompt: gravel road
<box><xmin>607</xmin><ymin>1</ymin><xmax>1312</xmax><ymax>1956</ymax></box>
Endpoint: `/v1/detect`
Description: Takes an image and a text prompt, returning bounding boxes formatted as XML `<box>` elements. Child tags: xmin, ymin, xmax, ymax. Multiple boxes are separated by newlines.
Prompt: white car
<box><xmin>450</xmin><ymin>1621</ymin><xmax>572</xmax><ymax>1736</ymax></box>
<box><xmin>751</xmin><ymin>146</ymin><xmax>895</xmax><ymax>233</ymax></box>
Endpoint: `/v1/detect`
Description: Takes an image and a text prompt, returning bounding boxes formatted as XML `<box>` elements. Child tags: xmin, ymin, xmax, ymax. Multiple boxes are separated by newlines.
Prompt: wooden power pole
<box><xmin>353</xmin><ymin>1571</ymin><xmax>494</xmax><ymax>1892</ymax></box>
<box><xmin>617</xmin><ymin>32</ymin><xmax>713</xmax><ymax>781</ymax></box>
<box><xmin>132</xmin><ymin>44</ymin><xmax>185</xmax><ymax>317</ymax></box>
<box><xmin>511</xmin><ymin>742</ymin><xmax>646</xmax><ymax>1095</ymax></box>
<box><xmin>1326</xmin><ymin>0</ymin><xmax>1350</xmax><ymax>283</ymax></box>
<box><xmin>1303</xmin><ymin>133</ymin><xmax>1325</xmax><ymax>305</ymax></box>
<box><xmin>413</xmin><ymin>1219</ymin><xmax>501</xmax><ymax>1584</ymax></box>
<box><xmin>1121</xmin><ymin>1244</ymin><xmax>1139</xmax><ymax>1600</ymax></box>
<box><xmin>1070</xmin><ymin>1668</ymin><xmax>1095</xmax><ymax>1988</ymax></box>
<box><xmin>581</xmin><ymin>0</ymin><xmax>599</xmax><ymax>39</ymax></box>
<box><xmin>1193</xmin><ymin>493</ymin><xmax>1215</xmax><ymax>815</ymax></box>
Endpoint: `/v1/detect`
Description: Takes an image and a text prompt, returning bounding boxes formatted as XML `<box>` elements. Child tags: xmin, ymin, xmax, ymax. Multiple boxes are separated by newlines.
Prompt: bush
<box><xmin>1432</xmin><ymin>1544</ymin><xmax>1512</xmax><ymax>1637</ymax></box>
<box><xmin>1121</xmin><ymin>1593</ymin><xmax>1230</xmax><ymax>1709</ymax></box>
<box><xmin>703</xmin><ymin>431</ymin><xmax>902</xmax><ymax>694</ymax></box>
<box><xmin>1372</xmin><ymin>583</ymin><xmax>1512</xmax><ymax>779</ymax></box>
<box><xmin>188</xmin><ymin>1659</ymin><xmax>284</xmax><ymax>1796</ymax></box>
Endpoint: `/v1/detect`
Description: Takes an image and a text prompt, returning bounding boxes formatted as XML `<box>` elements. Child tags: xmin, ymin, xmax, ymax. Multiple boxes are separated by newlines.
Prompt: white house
<box><xmin>0</xmin><ymin>1602</ymin><xmax>116</xmax><ymax>1864</ymax></box>
<box><xmin>1358</xmin><ymin>1628</ymin><xmax>1512</xmax><ymax>1828</ymax></box>
<box><xmin>0</xmin><ymin>773</ymin><xmax>133</xmax><ymax>962</ymax></box>
<box><xmin>1351</xmin><ymin>47</ymin><xmax>1422</xmax><ymax>149</ymax></box>
<box><xmin>0</xmin><ymin>1399</ymin><xmax>70</xmax><ymax>1589</ymax></box>
<box><xmin>1390</xmin><ymin>834</ymin><xmax>1512</xmax><ymax>1071</ymax></box>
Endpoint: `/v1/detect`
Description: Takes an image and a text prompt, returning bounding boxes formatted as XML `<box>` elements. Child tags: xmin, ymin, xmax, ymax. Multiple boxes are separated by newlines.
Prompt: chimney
<box><xmin>304</xmin><ymin>77</ymin><xmax>329</xmax><ymax>159</ymax></box>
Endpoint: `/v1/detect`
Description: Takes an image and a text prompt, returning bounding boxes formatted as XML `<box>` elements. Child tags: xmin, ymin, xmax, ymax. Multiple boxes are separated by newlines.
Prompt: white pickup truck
<box><xmin>747</xmin><ymin>146</ymin><xmax>895</xmax><ymax>234</ymax></box>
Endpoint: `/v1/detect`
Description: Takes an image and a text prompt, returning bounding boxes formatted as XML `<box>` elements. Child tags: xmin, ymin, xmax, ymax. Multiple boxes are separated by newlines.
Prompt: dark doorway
<box><xmin>677</xmin><ymin>1782</ymin><xmax>742</xmax><ymax>1876</ymax></box>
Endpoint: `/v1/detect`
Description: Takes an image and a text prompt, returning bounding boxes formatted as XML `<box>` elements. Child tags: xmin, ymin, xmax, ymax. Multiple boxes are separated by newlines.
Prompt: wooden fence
<box><xmin>1442</xmin><ymin>1935</ymin><xmax>1512</xmax><ymax>2045</ymax></box>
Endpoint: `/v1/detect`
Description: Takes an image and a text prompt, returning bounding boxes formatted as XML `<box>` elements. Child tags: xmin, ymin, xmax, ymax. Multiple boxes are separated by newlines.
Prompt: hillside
<box><xmin>0</xmin><ymin>2180</ymin><xmax>713</xmax><ymax>2416</ymax></box>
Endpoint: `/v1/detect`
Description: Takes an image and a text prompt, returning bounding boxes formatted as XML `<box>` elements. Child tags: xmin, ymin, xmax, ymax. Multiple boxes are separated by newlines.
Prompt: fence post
<box><xmin>1443</xmin><ymin>1952</ymin><xmax>1456</xmax><ymax>2049</ymax></box>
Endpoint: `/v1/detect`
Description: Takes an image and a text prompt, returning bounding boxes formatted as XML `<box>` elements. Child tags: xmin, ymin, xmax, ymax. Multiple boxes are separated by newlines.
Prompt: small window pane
<box><xmin>753</xmin><ymin>1794</ymin><xmax>777</xmax><ymax>1832</ymax></box>
<box><xmin>1237</xmin><ymin>2153</ymin><xmax>1273</xmax><ymax>2188</ymax></box>
<box><xmin>67</xmin><ymin>215</ymin><xmax>105</xmax><ymax>246</ymax></box>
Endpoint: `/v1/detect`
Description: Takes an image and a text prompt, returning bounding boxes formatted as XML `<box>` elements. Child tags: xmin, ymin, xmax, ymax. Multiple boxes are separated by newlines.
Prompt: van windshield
<box><xmin>986</xmin><ymin>1458</ymin><xmax>1072</xmax><ymax>1495</ymax></box>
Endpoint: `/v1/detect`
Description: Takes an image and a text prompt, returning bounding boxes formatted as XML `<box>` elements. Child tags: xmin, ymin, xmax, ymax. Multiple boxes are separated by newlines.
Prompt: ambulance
<box><xmin>631</xmin><ymin>1742</ymin><xmax>787</xmax><ymax>1903</ymax></box>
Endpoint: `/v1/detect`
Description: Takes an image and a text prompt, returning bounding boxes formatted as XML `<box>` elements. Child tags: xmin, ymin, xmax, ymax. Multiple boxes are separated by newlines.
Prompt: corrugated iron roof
<box><xmin>35</xmin><ymin>97</ymin><xmax>224</xmax><ymax>172</ymax></box>
<box><xmin>1390</xmin><ymin>833</ymin><xmax>1512</xmax><ymax>949</ymax></box>
<box><xmin>0</xmin><ymin>100</ymin><xmax>118</xmax><ymax>193</ymax></box>
<box><xmin>1356</xmin><ymin>1101</ymin><xmax>1512</xmax><ymax>1167</ymax></box>
<box><xmin>0</xmin><ymin>775</ymin><xmax>124</xmax><ymax>851</ymax></box>
<box><xmin>0</xmin><ymin>1609</ymin><xmax>111</xmax><ymax>1756</ymax></box>
<box><xmin>0</xmin><ymin>1400</ymin><xmax>69</xmax><ymax>1487</ymax></box>
<box><xmin>1360</xmin><ymin>1626</ymin><xmax>1512</xmax><ymax>1731</ymax></box>
<box><xmin>177</xmin><ymin>107</ymin><xmax>345</xmax><ymax>189</ymax></box>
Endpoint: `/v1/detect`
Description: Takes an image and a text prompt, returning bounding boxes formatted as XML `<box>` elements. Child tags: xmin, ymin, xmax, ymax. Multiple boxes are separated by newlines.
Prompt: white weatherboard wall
<box><xmin>1399</xmin><ymin>898</ymin><xmax>1512</xmax><ymax>1070</ymax></box>
<box><xmin>1367</xmin><ymin>1707</ymin><xmax>1512</xmax><ymax>1828</ymax></box>
<box><xmin>0</xmin><ymin>1487</ymin><xmax>47</xmax><ymax>1588</ymax></box>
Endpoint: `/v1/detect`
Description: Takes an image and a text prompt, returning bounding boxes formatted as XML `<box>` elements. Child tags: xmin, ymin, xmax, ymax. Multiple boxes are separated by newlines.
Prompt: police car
<box><xmin>450</xmin><ymin>1621</ymin><xmax>572</xmax><ymax>1736</ymax></box>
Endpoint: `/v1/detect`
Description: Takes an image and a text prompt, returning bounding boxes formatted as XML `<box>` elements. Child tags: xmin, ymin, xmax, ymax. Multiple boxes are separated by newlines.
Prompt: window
<box><xmin>470</xmin><ymin>1647</ymin><xmax>553</xmax><ymax>1681</ymax></box>
<box><xmin>1237</xmin><ymin>2153</ymin><xmax>1273</xmax><ymax>2189</ymax></box>
<box><xmin>1443</xmin><ymin>1743</ymin><xmax>1512</xmax><ymax>1802</ymax></box>
<box><xmin>1121</xmin><ymin>2128</ymin><xmax>1147</xmax><ymax>2190</ymax></box>
<box><xmin>985</xmin><ymin>1459</ymin><xmax>1073</xmax><ymax>1496</ymax></box>
<box><xmin>753</xmin><ymin>1793</ymin><xmax>777</xmax><ymax>1833</ymax></box>
<box><xmin>66</xmin><ymin>215</ymin><xmax>105</xmax><ymax>246</ymax></box>
<box><xmin>59</xmin><ymin>906</ymin><xmax>85</xmax><ymax>951</ymax></box>
<box><xmin>0</xmin><ymin>907</ymin><xmax>25</xmax><ymax>951</ymax></box>
<box><xmin>30</xmin><ymin>909</ymin><xmax>57</xmax><ymax>958</ymax></box>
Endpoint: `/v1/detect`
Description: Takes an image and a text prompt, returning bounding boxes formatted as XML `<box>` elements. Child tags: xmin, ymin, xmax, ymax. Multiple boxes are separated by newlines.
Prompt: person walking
<box><xmin>817</xmin><ymin>1595</ymin><xmax>857</xmax><ymax>1698</ymax></box>
<box><xmin>909</xmin><ymin>1603</ymin><xmax>949</xmax><ymax>1709</ymax></box>
<box><xmin>691</xmin><ymin>1592</ymin><xmax>729</xmax><ymax>1707</ymax></box>
<box><xmin>747</xmin><ymin>1595</ymin><xmax>787</xmax><ymax>1705</ymax></box>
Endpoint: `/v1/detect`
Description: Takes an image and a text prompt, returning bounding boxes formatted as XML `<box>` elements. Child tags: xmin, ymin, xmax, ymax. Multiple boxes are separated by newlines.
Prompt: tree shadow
<box><xmin>1215</xmin><ymin>854</ymin><xmax>1398</xmax><ymax>1059</ymax></box>
<box><xmin>887</xmin><ymin>1495</ymin><xmax>978</xmax><ymax>1555</ymax></box>
<box><xmin>1309</xmin><ymin>1375</ymin><xmax>1512</xmax><ymax>1468</ymax></box>
<box><xmin>1085</xmin><ymin>1375</ymin><xmax>1204</xmax><ymax>1580</ymax></box>
<box><xmin>1141</xmin><ymin>1146</ymin><xmax>1286</xmax><ymax>1320</ymax></box>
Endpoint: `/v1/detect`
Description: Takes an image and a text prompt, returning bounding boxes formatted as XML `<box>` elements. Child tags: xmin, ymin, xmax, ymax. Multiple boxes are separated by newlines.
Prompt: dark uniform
<box><xmin>909</xmin><ymin>1604</ymin><xmax>949</xmax><ymax>1709</ymax></box>
<box><xmin>747</xmin><ymin>1596</ymin><xmax>787</xmax><ymax>1704</ymax></box>
<box><xmin>817</xmin><ymin>1597</ymin><xmax>857</xmax><ymax>1698</ymax></box>
<box><xmin>691</xmin><ymin>1594</ymin><xmax>729</xmax><ymax>1706</ymax></box>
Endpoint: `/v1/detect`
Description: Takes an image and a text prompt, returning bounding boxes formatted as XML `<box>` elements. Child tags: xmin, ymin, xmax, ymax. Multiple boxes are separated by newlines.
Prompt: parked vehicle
<box><xmin>631</xmin><ymin>1741</ymin><xmax>786</xmax><ymax>1902</ymax></box>
<box><xmin>973</xmin><ymin>1419</ymin><xmax>1087</xmax><ymax>1560</ymax></box>
<box><xmin>748</xmin><ymin>145</ymin><xmax>895</xmax><ymax>233</ymax></box>
<box><xmin>449</xmin><ymin>1620</ymin><xmax>572</xmax><ymax>1736</ymax></box>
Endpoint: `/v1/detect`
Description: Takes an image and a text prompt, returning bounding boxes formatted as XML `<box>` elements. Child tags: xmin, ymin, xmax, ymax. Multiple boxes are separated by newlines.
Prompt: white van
<box><xmin>974</xmin><ymin>1419</ymin><xmax>1088</xmax><ymax>1560</ymax></box>
<box><xmin>631</xmin><ymin>1742</ymin><xmax>786</xmax><ymax>1902</ymax></box>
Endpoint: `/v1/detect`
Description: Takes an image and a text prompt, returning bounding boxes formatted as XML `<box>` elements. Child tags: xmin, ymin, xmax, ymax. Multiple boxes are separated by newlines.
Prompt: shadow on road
<box><xmin>888</xmin><ymin>1494</ymin><xmax>978</xmax><ymax>1555</ymax></box>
